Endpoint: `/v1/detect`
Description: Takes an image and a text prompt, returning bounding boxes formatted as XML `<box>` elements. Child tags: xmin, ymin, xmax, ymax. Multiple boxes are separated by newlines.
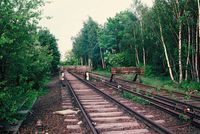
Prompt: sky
<box><xmin>39</xmin><ymin>0</ymin><xmax>153</xmax><ymax>60</ymax></box>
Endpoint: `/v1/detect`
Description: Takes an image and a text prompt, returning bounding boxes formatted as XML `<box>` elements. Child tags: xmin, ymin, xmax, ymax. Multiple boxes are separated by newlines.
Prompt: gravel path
<box><xmin>19</xmin><ymin>77</ymin><xmax>69</xmax><ymax>134</ymax></box>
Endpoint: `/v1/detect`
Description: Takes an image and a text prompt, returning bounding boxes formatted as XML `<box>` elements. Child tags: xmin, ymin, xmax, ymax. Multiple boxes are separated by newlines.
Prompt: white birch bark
<box><xmin>175</xmin><ymin>0</ymin><xmax>183</xmax><ymax>83</ymax></box>
<box><xmin>140</xmin><ymin>21</ymin><xmax>146</xmax><ymax>66</ymax></box>
<box><xmin>135</xmin><ymin>46</ymin><xmax>140</xmax><ymax>66</ymax></box>
<box><xmin>133</xmin><ymin>29</ymin><xmax>140</xmax><ymax>66</ymax></box>
<box><xmin>158</xmin><ymin>18</ymin><xmax>177</xmax><ymax>83</ymax></box>
<box><xmin>195</xmin><ymin>24</ymin><xmax>199</xmax><ymax>82</ymax></box>
<box><xmin>197</xmin><ymin>0</ymin><xmax>200</xmax><ymax>82</ymax></box>
<box><xmin>185</xmin><ymin>25</ymin><xmax>191</xmax><ymax>80</ymax></box>
<box><xmin>198</xmin><ymin>0</ymin><xmax>200</xmax><ymax>39</ymax></box>
<box><xmin>178</xmin><ymin>23</ymin><xmax>183</xmax><ymax>83</ymax></box>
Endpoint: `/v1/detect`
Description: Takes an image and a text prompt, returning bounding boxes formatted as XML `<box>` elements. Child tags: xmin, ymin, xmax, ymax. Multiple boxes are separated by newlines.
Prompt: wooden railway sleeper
<box><xmin>71</xmin><ymin>72</ymin><xmax>174</xmax><ymax>134</ymax></box>
<box><xmin>65</xmin><ymin>76</ymin><xmax>98</xmax><ymax>134</ymax></box>
<box><xmin>101</xmin><ymin>79</ymin><xmax>200</xmax><ymax>128</ymax></box>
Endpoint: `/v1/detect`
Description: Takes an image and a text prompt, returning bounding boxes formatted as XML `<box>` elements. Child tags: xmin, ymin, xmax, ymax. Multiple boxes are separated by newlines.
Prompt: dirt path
<box><xmin>19</xmin><ymin>77</ymin><xmax>68</xmax><ymax>134</ymax></box>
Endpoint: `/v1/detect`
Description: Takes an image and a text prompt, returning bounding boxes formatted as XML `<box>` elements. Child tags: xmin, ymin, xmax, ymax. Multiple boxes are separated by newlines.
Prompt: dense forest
<box><xmin>68</xmin><ymin>0</ymin><xmax>199</xmax><ymax>85</ymax></box>
<box><xmin>0</xmin><ymin>0</ymin><xmax>60</xmax><ymax>122</ymax></box>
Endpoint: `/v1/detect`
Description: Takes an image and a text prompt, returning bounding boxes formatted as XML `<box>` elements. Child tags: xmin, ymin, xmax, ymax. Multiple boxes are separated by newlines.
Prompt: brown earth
<box><xmin>19</xmin><ymin>77</ymin><xmax>69</xmax><ymax>134</ymax></box>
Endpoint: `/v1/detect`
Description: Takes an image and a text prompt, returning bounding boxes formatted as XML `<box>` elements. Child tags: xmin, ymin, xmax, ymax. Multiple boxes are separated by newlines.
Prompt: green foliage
<box><xmin>71</xmin><ymin>0</ymin><xmax>199</xmax><ymax>90</ymax></box>
<box><xmin>145</xmin><ymin>90</ymin><xmax>153</xmax><ymax>97</ymax></box>
<box><xmin>184</xmin><ymin>94</ymin><xmax>191</xmax><ymax>100</ymax></box>
<box><xmin>0</xmin><ymin>87</ymin><xmax>48</xmax><ymax>123</ymax></box>
<box><xmin>104</xmin><ymin>51</ymin><xmax>126</xmax><ymax>67</ymax></box>
<box><xmin>63</xmin><ymin>51</ymin><xmax>79</xmax><ymax>65</ymax></box>
<box><xmin>123</xmin><ymin>91</ymin><xmax>150</xmax><ymax>105</ymax></box>
<box><xmin>92</xmin><ymin>70</ymin><xmax>111</xmax><ymax>77</ymax></box>
<box><xmin>178</xmin><ymin>114</ymin><xmax>189</xmax><ymax>122</ymax></box>
<box><xmin>72</xmin><ymin>17</ymin><xmax>100</xmax><ymax>68</ymax></box>
<box><xmin>38</xmin><ymin>29</ymin><xmax>61</xmax><ymax>73</ymax></box>
<box><xmin>143</xmin><ymin>65</ymin><xmax>154</xmax><ymax>77</ymax></box>
<box><xmin>0</xmin><ymin>87</ymin><xmax>28</xmax><ymax>123</ymax></box>
<box><xmin>0</xmin><ymin>0</ymin><xmax>59</xmax><ymax>123</ymax></box>
<box><xmin>180</xmin><ymin>81</ymin><xmax>200</xmax><ymax>92</ymax></box>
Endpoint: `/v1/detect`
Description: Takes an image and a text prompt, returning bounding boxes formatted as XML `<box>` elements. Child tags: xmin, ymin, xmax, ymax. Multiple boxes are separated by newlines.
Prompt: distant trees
<box><xmin>98</xmin><ymin>11</ymin><xmax>138</xmax><ymax>67</ymax></box>
<box><xmin>152</xmin><ymin>0</ymin><xmax>199</xmax><ymax>83</ymax></box>
<box><xmin>70</xmin><ymin>0</ymin><xmax>199</xmax><ymax>83</ymax></box>
<box><xmin>0</xmin><ymin>0</ymin><xmax>60</xmax><ymax>122</ymax></box>
<box><xmin>72</xmin><ymin>17</ymin><xmax>100</xmax><ymax>69</ymax></box>
<box><xmin>38</xmin><ymin>29</ymin><xmax>60</xmax><ymax>73</ymax></box>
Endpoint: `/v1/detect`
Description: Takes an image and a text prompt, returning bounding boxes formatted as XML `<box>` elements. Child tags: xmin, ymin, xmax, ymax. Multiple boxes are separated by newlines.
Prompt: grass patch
<box><xmin>0</xmin><ymin>87</ymin><xmax>49</xmax><ymax>124</ymax></box>
<box><xmin>142</xmin><ymin>77</ymin><xmax>200</xmax><ymax>95</ymax></box>
<box><xmin>178</xmin><ymin>113</ymin><xmax>189</xmax><ymax>122</ymax></box>
<box><xmin>21</xmin><ymin>88</ymin><xmax>48</xmax><ymax>110</ymax></box>
<box><xmin>122</xmin><ymin>91</ymin><xmax>150</xmax><ymax>105</ymax></box>
<box><xmin>93</xmin><ymin>70</ymin><xmax>200</xmax><ymax>96</ymax></box>
<box><xmin>92</xmin><ymin>70</ymin><xmax>111</xmax><ymax>77</ymax></box>
<box><xmin>141</xmin><ymin>76</ymin><xmax>174</xmax><ymax>90</ymax></box>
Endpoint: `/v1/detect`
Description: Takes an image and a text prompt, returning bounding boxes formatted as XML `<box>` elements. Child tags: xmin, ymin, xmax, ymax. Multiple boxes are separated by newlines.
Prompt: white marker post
<box><xmin>86</xmin><ymin>72</ymin><xmax>89</xmax><ymax>80</ymax></box>
<box><xmin>61</xmin><ymin>72</ymin><xmax>64</xmax><ymax>81</ymax></box>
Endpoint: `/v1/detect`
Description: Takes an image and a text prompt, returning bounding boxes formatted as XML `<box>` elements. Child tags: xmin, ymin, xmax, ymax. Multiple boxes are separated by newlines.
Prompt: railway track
<box><xmin>64</xmin><ymin>71</ymin><xmax>174</xmax><ymax>134</ymax></box>
<box><xmin>60</xmin><ymin>87</ymin><xmax>84</xmax><ymax>133</ymax></box>
<box><xmin>85</xmin><ymin>72</ymin><xmax>200</xmax><ymax>128</ymax></box>
<box><xmin>90</xmin><ymin>72</ymin><xmax>200</xmax><ymax>104</ymax></box>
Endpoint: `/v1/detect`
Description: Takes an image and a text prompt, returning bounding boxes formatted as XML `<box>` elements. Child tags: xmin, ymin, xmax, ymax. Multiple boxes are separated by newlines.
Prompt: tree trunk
<box><xmin>175</xmin><ymin>0</ymin><xmax>183</xmax><ymax>83</ymax></box>
<box><xmin>178</xmin><ymin>23</ymin><xmax>183</xmax><ymax>83</ymax></box>
<box><xmin>197</xmin><ymin>0</ymin><xmax>200</xmax><ymax>82</ymax></box>
<box><xmin>80</xmin><ymin>57</ymin><xmax>83</xmax><ymax>65</ymax></box>
<box><xmin>130</xmin><ymin>44</ymin><xmax>134</xmax><ymax>65</ymax></box>
<box><xmin>191</xmin><ymin>27</ymin><xmax>195</xmax><ymax>79</ymax></box>
<box><xmin>140</xmin><ymin>21</ymin><xmax>146</xmax><ymax>66</ymax></box>
<box><xmin>84</xmin><ymin>56</ymin><xmax>87</xmax><ymax>65</ymax></box>
<box><xmin>133</xmin><ymin>29</ymin><xmax>140</xmax><ymax>66</ymax></box>
<box><xmin>185</xmin><ymin>25</ymin><xmax>191</xmax><ymax>80</ymax></box>
<box><xmin>88</xmin><ymin>58</ymin><xmax>92</xmax><ymax>67</ymax></box>
<box><xmin>135</xmin><ymin>46</ymin><xmax>140</xmax><ymax>66</ymax></box>
<box><xmin>143</xmin><ymin>47</ymin><xmax>146</xmax><ymax>67</ymax></box>
<box><xmin>198</xmin><ymin>0</ymin><xmax>200</xmax><ymax>39</ymax></box>
<box><xmin>99</xmin><ymin>47</ymin><xmax>105</xmax><ymax>69</ymax></box>
<box><xmin>195</xmin><ymin>23</ymin><xmax>199</xmax><ymax>82</ymax></box>
<box><xmin>158</xmin><ymin>18</ymin><xmax>177</xmax><ymax>83</ymax></box>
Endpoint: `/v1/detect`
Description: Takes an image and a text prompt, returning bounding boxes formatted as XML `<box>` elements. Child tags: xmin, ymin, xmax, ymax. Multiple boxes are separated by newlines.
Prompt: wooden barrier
<box><xmin>60</xmin><ymin>66</ymin><xmax>91</xmax><ymax>81</ymax></box>
<box><xmin>110</xmin><ymin>67</ymin><xmax>144</xmax><ymax>82</ymax></box>
<box><xmin>61</xmin><ymin>66</ymin><xmax>91</xmax><ymax>73</ymax></box>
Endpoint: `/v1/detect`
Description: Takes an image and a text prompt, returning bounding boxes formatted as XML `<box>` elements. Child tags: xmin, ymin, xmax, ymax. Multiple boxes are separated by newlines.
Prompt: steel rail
<box><xmin>86</xmin><ymin>74</ymin><xmax>200</xmax><ymax>128</ymax></box>
<box><xmin>153</xmin><ymin>94</ymin><xmax>200</xmax><ymax>111</ymax></box>
<box><xmin>135</xmin><ymin>82</ymin><xmax>200</xmax><ymax>101</ymax></box>
<box><xmin>64</xmin><ymin>75</ymin><xmax>99</xmax><ymax>134</ymax></box>
<box><xmin>105</xmin><ymin>81</ymin><xmax>200</xmax><ymax>125</ymax></box>
<box><xmin>89</xmin><ymin>73</ymin><xmax>200</xmax><ymax>118</ymax></box>
<box><xmin>71</xmin><ymin>72</ymin><xmax>174</xmax><ymax>134</ymax></box>
<box><xmin>105</xmin><ymin>80</ymin><xmax>200</xmax><ymax>119</ymax></box>
<box><xmin>100</xmin><ymin>79</ymin><xmax>200</xmax><ymax>128</ymax></box>
<box><xmin>89</xmin><ymin>72</ymin><xmax>200</xmax><ymax>101</ymax></box>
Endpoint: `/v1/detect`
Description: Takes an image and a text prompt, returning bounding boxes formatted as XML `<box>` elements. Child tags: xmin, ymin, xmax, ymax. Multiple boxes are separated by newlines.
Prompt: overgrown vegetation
<box><xmin>122</xmin><ymin>91</ymin><xmax>150</xmax><ymax>105</ymax></box>
<box><xmin>0</xmin><ymin>0</ymin><xmax>60</xmax><ymax>123</ymax></box>
<box><xmin>93</xmin><ymin>69</ymin><xmax>200</xmax><ymax>95</ymax></box>
<box><xmin>64</xmin><ymin>0</ymin><xmax>200</xmax><ymax>92</ymax></box>
<box><xmin>178</xmin><ymin>113</ymin><xmax>189</xmax><ymax>122</ymax></box>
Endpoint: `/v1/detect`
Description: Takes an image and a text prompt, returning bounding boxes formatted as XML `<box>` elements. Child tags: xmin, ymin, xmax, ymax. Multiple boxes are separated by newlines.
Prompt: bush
<box><xmin>104</xmin><ymin>51</ymin><xmax>125</xmax><ymax>67</ymax></box>
<box><xmin>180</xmin><ymin>81</ymin><xmax>200</xmax><ymax>92</ymax></box>
<box><xmin>0</xmin><ymin>87</ymin><xmax>28</xmax><ymax>123</ymax></box>
<box><xmin>0</xmin><ymin>0</ymin><xmax>59</xmax><ymax>123</ymax></box>
<box><xmin>144</xmin><ymin>65</ymin><xmax>154</xmax><ymax>77</ymax></box>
